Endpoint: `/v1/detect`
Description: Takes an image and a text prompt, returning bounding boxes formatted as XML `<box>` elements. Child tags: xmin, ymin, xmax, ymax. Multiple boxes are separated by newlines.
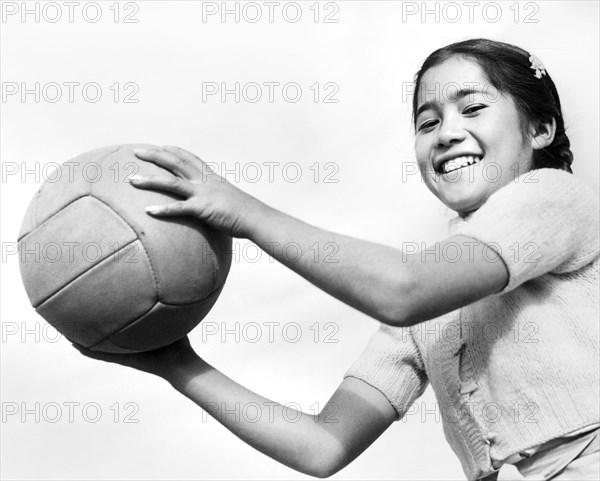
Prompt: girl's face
<box><xmin>414</xmin><ymin>56</ymin><xmax>535</xmax><ymax>217</ymax></box>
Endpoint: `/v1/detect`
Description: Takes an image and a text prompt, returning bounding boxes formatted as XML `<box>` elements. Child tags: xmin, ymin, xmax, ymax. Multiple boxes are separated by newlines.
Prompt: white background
<box><xmin>1</xmin><ymin>1</ymin><xmax>598</xmax><ymax>479</ymax></box>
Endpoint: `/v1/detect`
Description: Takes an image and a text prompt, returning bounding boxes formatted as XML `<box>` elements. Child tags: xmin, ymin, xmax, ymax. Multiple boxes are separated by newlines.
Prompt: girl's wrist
<box><xmin>238</xmin><ymin>196</ymin><xmax>274</xmax><ymax>239</ymax></box>
<box><xmin>163</xmin><ymin>351</ymin><xmax>212</xmax><ymax>391</ymax></box>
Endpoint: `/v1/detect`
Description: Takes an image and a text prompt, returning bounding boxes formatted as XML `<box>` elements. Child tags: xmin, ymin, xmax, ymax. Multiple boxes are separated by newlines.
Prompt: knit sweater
<box><xmin>344</xmin><ymin>168</ymin><xmax>600</xmax><ymax>480</ymax></box>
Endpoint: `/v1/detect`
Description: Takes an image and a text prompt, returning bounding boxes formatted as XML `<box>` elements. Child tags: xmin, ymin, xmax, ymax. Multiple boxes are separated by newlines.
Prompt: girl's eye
<box><xmin>463</xmin><ymin>104</ymin><xmax>486</xmax><ymax>115</ymax></box>
<box><xmin>418</xmin><ymin>120</ymin><xmax>438</xmax><ymax>131</ymax></box>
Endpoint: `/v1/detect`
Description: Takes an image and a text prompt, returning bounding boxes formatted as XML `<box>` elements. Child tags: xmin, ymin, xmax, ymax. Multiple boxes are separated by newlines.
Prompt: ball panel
<box><xmin>90</xmin><ymin>289</ymin><xmax>224</xmax><ymax>353</ymax></box>
<box><xmin>33</xmin><ymin>146</ymin><xmax>118</xmax><ymax>228</ymax></box>
<box><xmin>189</xmin><ymin>220</ymin><xmax>233</xmax><ymax>289</ymax></box>
<box><xmin>91</xmin><ymin>145</ymin><xmax>230</xmax><ymax>304</ymax></box>
<box><xmin>36</xmin><ymin>240</ymin><xmax>157</xmax><ymax>348</ymax></box>
<box><xmin>18</xmin><ymin>196</ymin><xmax>138</xmax><ymax>308</ymax></box>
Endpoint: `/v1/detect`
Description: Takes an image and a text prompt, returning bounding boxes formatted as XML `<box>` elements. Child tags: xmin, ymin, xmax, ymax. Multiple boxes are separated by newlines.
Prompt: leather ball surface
<box><xmin>17</xmin><ymin>144</ymin><xmax>232</xmax><ymax>353</ymax></box>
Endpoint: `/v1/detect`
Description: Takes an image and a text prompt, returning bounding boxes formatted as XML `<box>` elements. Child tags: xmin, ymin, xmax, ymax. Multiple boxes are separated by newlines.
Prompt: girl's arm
<box><xmin>132</xmin><ymin>146</ymin><xmax>508</xmax><ymax>327</ymax></box>
<box><xmin>73</xmin><ymin>337</ymin><xmax>396</xmax><ymax>478</ymax></box>
<box><xmin>245</xmin><ymin>207</ymin><xmax>507</xmax><ymax>326</ymax></box>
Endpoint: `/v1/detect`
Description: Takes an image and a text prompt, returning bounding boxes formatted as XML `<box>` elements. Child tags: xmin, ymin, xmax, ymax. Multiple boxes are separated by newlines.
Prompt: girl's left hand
<box><xmin>71</xmin><ymin>336</ymin><xmax>199</xmax><ymax>382</ymax></box>
<box><xmin>131</xmin><ymin>145</ymin><xmax>265</xmax><ymax>238</ymax></box>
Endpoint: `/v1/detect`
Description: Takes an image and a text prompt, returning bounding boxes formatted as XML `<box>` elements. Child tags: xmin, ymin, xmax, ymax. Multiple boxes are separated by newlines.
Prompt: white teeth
<box><xmin>441</xmin><ymin>156</ymin><xmax>482</xmax><ymax>174</ymax></box>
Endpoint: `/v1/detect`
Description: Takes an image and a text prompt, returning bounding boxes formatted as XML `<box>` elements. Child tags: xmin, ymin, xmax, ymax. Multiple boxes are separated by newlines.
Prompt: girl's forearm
<box><xmin>242</xmin><ymin>200</ymin><xmax>508</xmax><ymax>328</ymax></box>
<box><xmin>165</xmin><ymin>354</ymin><xmax>344</xmax><ymax>478</ymax></box>
<box><xmin>244</xmin><ymin>200</ymin><xmax>412</xmax><ymax>326</ymax></box>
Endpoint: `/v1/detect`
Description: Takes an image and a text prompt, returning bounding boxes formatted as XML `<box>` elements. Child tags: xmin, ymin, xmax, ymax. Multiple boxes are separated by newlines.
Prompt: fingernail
<box><xmin>127</xmin><ymin>175</ymin><xmax>142</xmax><ymax>184</ymax></box>
<box><xmin>146</xmin><ymin>206</ymin><xmax>161</xmax><ymax>214</ymax></box>
<box><xmin>134</xmin><ymin>148</ymin><xmax>147</xmax><ymax>154</ymax></box>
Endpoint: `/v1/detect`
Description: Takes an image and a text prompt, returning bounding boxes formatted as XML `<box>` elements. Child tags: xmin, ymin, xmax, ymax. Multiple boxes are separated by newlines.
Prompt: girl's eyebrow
<box><xmin>416</xmin><ymin>88</ymin><xmax>485</xmax><ymax>118</ymax></box>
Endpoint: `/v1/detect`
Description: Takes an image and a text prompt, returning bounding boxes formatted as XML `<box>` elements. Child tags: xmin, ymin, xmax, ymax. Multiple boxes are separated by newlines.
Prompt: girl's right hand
<box><xmin>71</xmin><ymin>336</ymin><xmax>199</xmax><ymax>382</ymax></box>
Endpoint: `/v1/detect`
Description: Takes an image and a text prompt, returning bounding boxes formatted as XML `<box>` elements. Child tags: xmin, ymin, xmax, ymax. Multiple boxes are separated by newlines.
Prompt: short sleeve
<box><xmin>450</xmin><ymin>168</ymin><xmax>600</xmax><ymax>294</ymax></box>
<box><xmin>344</xmin><ymin>324</ymin><xmax>428</xmax><ymax>420</ymax></box>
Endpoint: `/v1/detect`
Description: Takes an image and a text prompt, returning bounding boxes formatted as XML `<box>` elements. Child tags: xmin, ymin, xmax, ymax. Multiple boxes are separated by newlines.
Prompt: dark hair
<box><xmin>412</xmin><ymin>38</ymin><xmax>573</xmax><ymax>173</ymax></box>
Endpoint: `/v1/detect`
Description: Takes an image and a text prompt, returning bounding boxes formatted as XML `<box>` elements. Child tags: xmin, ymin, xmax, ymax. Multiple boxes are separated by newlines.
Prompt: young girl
<box><xmin>75</xmin><ymin>39</ymin><xmax>599</xmax><ymax>480</ymax></box>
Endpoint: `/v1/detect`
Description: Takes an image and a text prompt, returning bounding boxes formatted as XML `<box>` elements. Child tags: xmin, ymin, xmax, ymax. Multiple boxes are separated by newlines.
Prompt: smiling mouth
<box><xmin>440</xmin><ymin>155</ymin><xmax>483</xmax><ymax>174</ymax></box>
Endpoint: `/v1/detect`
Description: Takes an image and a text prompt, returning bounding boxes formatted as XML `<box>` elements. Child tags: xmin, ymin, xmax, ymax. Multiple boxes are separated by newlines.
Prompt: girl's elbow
<box><xmin>312</xmin><ymin>468</ymin><xmax>338</xmax><ymax>479</ymax></box>
<box><xmin>303</xmin><ymin>443</ymin><xmax>348</xmax><ymax>478</ymax></box>
<box><xmin>376</xmin><ymin>307</ymin><xmax>410</xmax><ymax>327</ymax></box>
<box><xmin>374</xmin><ymin>298</ymin><xmax>416</xmax><ymax>328</ymax></box>
<box><xmin>307</xmin><ymin>454</ymin><xmax>345</xmax><ymax>479</ymax></box>
<box><xmin>376</xmin><ymin>277</ymin><xmax>422</xmax><ymax>328</ymax></box>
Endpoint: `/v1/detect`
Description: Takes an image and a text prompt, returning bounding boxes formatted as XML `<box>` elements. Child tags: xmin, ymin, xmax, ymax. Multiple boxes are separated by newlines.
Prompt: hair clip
<box><xmin>529</xmin><ymin>54</ymin><xmax>547</xmax><ymax>79</ymax></box>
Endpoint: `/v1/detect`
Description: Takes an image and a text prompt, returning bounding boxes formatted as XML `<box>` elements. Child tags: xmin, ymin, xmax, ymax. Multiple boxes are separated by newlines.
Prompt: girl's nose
<box><xmin>435</xmin><ymin>117</ymin><xmax>467</xmax><ymax>148</ymax></box>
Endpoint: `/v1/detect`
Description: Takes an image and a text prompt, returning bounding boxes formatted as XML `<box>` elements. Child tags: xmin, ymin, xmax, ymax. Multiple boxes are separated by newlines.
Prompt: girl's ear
<box><xmin>530</xmin><ymin>117</ymin><xmax>557</xmax><ymax>151</ymax></box>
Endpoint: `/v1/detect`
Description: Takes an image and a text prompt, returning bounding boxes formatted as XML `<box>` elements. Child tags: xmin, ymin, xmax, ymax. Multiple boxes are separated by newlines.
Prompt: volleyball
<box><xmin>17</xmin><ymin>144</ymin><xmax>232</xmax><ymax>353</ymax></box>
